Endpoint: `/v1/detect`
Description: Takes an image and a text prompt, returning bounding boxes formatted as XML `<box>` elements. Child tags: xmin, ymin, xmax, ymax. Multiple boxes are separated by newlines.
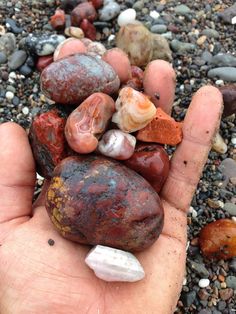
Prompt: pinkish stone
<box><xmin>53</xmin><ymin>38</ymin><xmax>87</xmax><ymax>61</ymax></box>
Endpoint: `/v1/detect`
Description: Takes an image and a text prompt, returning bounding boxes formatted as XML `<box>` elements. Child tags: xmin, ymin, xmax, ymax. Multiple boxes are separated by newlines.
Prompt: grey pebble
<box><xmin>0</xmin><ymin>52</ymin><xmax>7</xmax><ymax>64</ymax></box>
<box><xmin>219</xmin><ymin>158</ymin><xmax>236</xmax><ymax>186</ymax></box>
<box><xmin>24</xmin><ymin>34</ymin><xmax>65</xmax><ymax>56</ymax></box>
<box><xmin>219</xmin><ymin>3</ymin><xmax>236</xmax><ymax>24</ymax></box>
<box><xmin>226</xmin><ymin>276</ymin><xmax>236</xmax><ymax>290</ymax></box>
<box><xmin>188</xmin><ymin>260</ymin><xmax>209</xmax><ymax>278</ymax></box>
<box><xmin>210</xmin><ymin>53</ymin><xmax>236</xmax><ymax>67</ymax></box>
<box><xmin>132</xmin><ymin>0</ymin><xmax>144</xmax><ymax>11</ymax></box>
<box><xmin>6</xmin><ymin>85</ymin><xmax>16</xmax><ymax>93</ymax></box>
<box><xmin>8</xmin><ymin>50</ymin><xmax>27</xmax><ymax>70</ymax></box>
<box><xmin>202</xmin><ymin>28</ymin><xmax>219</xmax><ymax>39</ymax></box>
<box><xmin>0</xmin><ymin>33</ymin><xmax>16</xmax><ymax>56</ymax></box>
<box><xmin>180</xmin><ymin>290</ymin><xmax>196</xmax><ymax>307</ymax></box>
<box><xmin>174</xmin><ymin>4</ymin><xmax>191</xmax><ymax>16</ymax></box>
<box><xmin>201</xmin><ymin>50</ymin><xmax>213</xmax><ymax>63</ymax></box>
<box><xmin>5</xmin><ymin>18</ymin><xmax>23</xmax><ymax>34</ymax></box>
<box><xmin>208</xmin><ymin>67</ymin><xmax>236</xmax><ymax>82</ymax></box>
<box><xmin>170</xmin><ymin>39</ymin><xmax>195</xmax><ymax>53</ymax></box>
<box><xmin>150</xmin><ymin>24</ymin><xmax>167</xmax><ymax>34</ymax></box>
<box><xmin>229</xmin><ymin>258</ymin><xmax>236</xmax><ymax>272</ymax></box>
<box><xmin>19</xmin><ymin>64</ymin><xmax>33</xmax><ymax>76</ymax></box>
<box><xmin>99</xmin><ymin>2</ymin><xmax>121</xmax><ymax>21</ymax></box>
<box><xmin>224</xmin><ymin>203</ymin><xmax>236</xmax><ymax>216</ymax></box>
<box><xmin>12</xmin><ymin>96</ymin><xmax>20</xmax><ymax>106</ymax></box>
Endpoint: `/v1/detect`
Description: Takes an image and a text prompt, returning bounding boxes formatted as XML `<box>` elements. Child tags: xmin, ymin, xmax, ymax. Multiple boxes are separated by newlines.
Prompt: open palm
<box><xmin>0</xmin><ymin>86</ymin><xmax>222</xmax><ymax>314</ymax></box>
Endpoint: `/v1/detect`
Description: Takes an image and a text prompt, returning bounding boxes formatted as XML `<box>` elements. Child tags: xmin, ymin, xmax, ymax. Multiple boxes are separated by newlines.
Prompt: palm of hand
<box><xmin>0</xmin><ymin>87</ymin><xmax>222</xmax><ymax>314</ymax></box>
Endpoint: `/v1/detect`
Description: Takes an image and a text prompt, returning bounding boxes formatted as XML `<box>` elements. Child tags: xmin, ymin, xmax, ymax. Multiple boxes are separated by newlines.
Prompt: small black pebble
<box><xmin>48</xmin><ymin>238</ymin><xmax>55</xmax><ymax>246</ymax></box>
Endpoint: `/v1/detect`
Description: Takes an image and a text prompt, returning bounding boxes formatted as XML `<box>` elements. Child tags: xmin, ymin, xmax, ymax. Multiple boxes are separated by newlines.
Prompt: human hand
<box><xmin>0</xmin><ymin>86</ymin><xmax>222</xmax><ymax>314</ymax></box>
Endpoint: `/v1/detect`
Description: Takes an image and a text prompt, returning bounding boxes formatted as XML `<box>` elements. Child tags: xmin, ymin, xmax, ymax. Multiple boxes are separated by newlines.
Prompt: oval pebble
<box><xmin>208</xmin><ymin>67</ymin><xmax>236</xmax><ymax>82</ymax></box>
<box><xmin>8</xmin><ymin>50</ymin><xmax>27</xmax><ymax>70</ymax></box>
<box><xmin>117</xmin><ymin>9</ymin><xmax>136</xmax><ymax>27</ymax></box>
<box><xmin>198</xmin><ymin>279</ymin><xmax>210</xmax><ymax>288</ymax></box>
<box><xmin>99</xmin><ymin>2</ymin><xmax>121</xmax><ymax>21</ymax></box>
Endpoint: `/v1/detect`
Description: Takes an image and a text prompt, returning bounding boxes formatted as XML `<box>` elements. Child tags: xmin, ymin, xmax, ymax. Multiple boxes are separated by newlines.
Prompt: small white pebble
<box><xmin>36</xmin><ymin>173</ymin><xmax>44</xmax><ymax>181</ymax></box>
<box><xmin>183</xmin><ymin>277</ymin><xmax>187</xmax><ymax>285</ymax></box>
<box><xmin>218</xmin><ymin>200</ymin><xmax>225</xmax><ymax>209</ymax></box>
<box><xmin>5</xmin><ymin>91</ymin><xmax>14</xmax><ymax>100</ymax></box>
<box><xmin>108</xmin><ymin>34</ymin><xmax>115</xmax><ymax>42</ymax></box>
<box><xmin>189</xmin><ymin>206</ymin><xmax>198</xmax><ymax>218</ymax></box>
<box><xmin>215</xmin><ymin>79</ymin><xmax>224</xmax><ymax>86</ymax></box>
<box><xmin>180</xmin><ymin>84</ymin><xmax>184</xmax><ymax>91</ymax></box>
<box><xmin>117</xmin><ymin>9</ymin><xmax>136</xmax><ymax>27</ymax></box>
<box><xmin>198</xmin><ymin>278</ymin><xmax>210</xmax><ymax>288</ymax></box>
<box><xmin>149</xmin><ymin>10</ymin><xmax>160</xmax><ymax>19</ymax></box>
<box><xmin>8</xmin><ymin>78</ymin><xmax>15</xmax><ymax>84</ymax></box>
<box><xmin>9</xmin><ymin>72</ymin><xmax>17</xmax><ymax>79</ymax></box>
<box><xmin>232</xmin><ymin>16</ymin><xmax>236</xmax><ymax>24</ymax></box>
<box><xmin>231</xmin><ymin>137</ymin><xmax>236</xmax><ymax>146</ymax></box>
<box><xmin>22</xmin><ymin>106</ymin><xmax>29</xmax><ymax>115</ymax></box>
<box><xmin>190</xmin><ymin>79</ymin><xmax>195</xmax><ymax>85</ymax></box>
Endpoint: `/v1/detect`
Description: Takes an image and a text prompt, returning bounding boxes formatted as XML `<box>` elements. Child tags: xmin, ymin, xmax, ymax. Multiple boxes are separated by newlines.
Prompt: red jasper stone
<box><xmin>45</xmin><ymin>155</ymin><xmax>164</xmax><ymax>251</ymax></box>
<box><xmin>80</xmin><ymin>18</ymin><xmax>96</xmax><ymax>40</ymax></box>
<box><xmin>91</xmin><ymin>0</ymin><xmax>103</xmax><ymax>9</ymax></box>
<box><xmin>36</xmin><ymin>55</ymin><xmax>54</xmax><ymax>72</ymax></box>
<box><xmin>71</xmin><ymin>2</ymin><xmax>97</xmax><ymax>26</ymax></box>
<box><xmin>29</xmin><ymin>106</ymin><xmax>70</xmax><ymax>178</ymax></box>
<box><xmin>124</xmin><ymin>143</ymin><xmax>169</xmax><ymax>193</ymax></box>
<box><xmin>218</xmin><ymin>84</ymin><xmax>236</xmax><ymax>117</ymax></box>
<box><xmin>50</xmin><ymin>8</ymin><xmax>66</xmax><ymax>30</ymax></box>
<box><xmin>199</xmin><ymin>219</ymin><xmax>236</xmax><ymax>260</ymax></box>
<box><xmin>126</xmin><ymin>65</ymin><xmax>144</xmax><ymax>91</ymax></box>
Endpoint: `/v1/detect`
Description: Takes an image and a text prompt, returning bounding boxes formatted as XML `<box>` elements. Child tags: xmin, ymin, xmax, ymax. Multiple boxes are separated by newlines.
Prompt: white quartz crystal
<box><xmin>85</xmin><ymin>245</ymin><xmax>145</xmax><ymax>282</ymax></box>
<box><xmin>117</xmin><ymin>9</ymin><xmax>136</xmax><ymax>27</ymax></box>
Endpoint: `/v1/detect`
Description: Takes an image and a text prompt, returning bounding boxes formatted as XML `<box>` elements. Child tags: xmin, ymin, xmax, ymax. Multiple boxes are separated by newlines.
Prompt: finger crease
<box><xmin>183</xmin><ymin>134</ymin><xmax>211</xmax><ymax>148</ymax></box>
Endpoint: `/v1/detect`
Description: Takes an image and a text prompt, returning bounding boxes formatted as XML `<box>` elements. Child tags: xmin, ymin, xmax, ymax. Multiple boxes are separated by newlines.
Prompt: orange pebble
<box><xmin>53</xmin><ymin>38</ymin><xmax>87</xmax><ymax>61</ymax></box>
<box><xmin>137</xmin><ymin>107</ymin><xmax>183</xmax><ymax>146</ymax></box>
<box><xmin>199</xmin><ymin>219</ymin><xmax>236</xmax><ymax>260</ymax></box>
<box><xmin>50</xmin><ymin>9</ymin><xmax>66</xmax><ymax>30</ymax></box>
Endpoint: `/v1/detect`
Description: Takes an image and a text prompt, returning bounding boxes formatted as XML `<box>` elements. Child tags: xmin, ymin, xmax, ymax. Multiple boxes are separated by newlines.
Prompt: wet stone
<box><xmin>224</xmin><ymin>203</ymin><xmax>236</xmax><ymax>216</ymax></box>
<box><xmin>170</xmin><ymin>39</ymin><xmax>196</xmax><ymax>54</ymax></box>
<box><xmin>225</xmin><ymin>276</ymin><xmax>236</xmax><ymax>290</ymax></box>
<box><xmin>219</xmin><ymin>3</ymin><xmax>236</xmax><ymax>24</ymax></box>
<box><xmin>219</xmin><ymin>158</ymin><xmax>236</xmax><ymax>187</ymax></box>
<box><xmin>188</xmin><ymin>260</ymin><xmax>209</xmax><ymax>278</ymax></box>
<box><xmin>208</xmin><ymin>67</ymin><xmax>236</xmax><ymax>82</ymax></box>
<box><xmin>150</xmin><ymin>24</ymin><xmax>167</xmax><ymax>34</ymax></box>
<box><xmin>180</xmin><ymin>290</ymin><xmax>197</xmax><ymax>307</ymax></box>
<box><xmin>99</xmin><ymin>1</ymin><xmax>121</xmax><ymax>21</ymax></box>
<box><xmin>174</xmin><ymin>4</ymin><xmax>191</xmax><ymax>16</ymax></box>
<box><xmin>18</xmin><ymin>64</ymin><xmax>33</xmax><ymax>76</ymax></box>
<box><xmin>202</xmin><ymin>28</ymin><xmax>219</xmax><ymax>39</ymax></box>
<box><xmin>24</xmin><ymin>34</ymin><xmax>66</xmax><ymax>56</ymax></box>
<box><xmin>0</xmin><ymin>52</ymin><xmax>7</xmax><ymax>64</ymax></box>
<box><xmin>8</xmin><ymin>50</ymin><xmax>27</xmax><ymax>70</ymax></box>
<box><xmin>5</xmin><ymin>18</ymin><xmax>23</xmax><ymax>34</ymax></box>
<box><xmin>210</xmin><ymin>53</ymin><xmax>236</xmax><ymax>67</ymax></box>
<box><xmin>219</xmin><ymin>288</ymin><xmax>234</xmax><ymax>301</ymax></box>
<box><xmin>0</xmin><ymin>33</ymin><xmax>16</xmax><ymax>56</ymax></box>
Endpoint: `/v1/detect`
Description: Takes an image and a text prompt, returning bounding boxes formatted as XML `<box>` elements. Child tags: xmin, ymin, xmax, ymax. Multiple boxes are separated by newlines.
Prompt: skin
<box><xmin>0</xmin><ymin>86</ymin><xmax>222</xmax><ymax>314</ymax></box>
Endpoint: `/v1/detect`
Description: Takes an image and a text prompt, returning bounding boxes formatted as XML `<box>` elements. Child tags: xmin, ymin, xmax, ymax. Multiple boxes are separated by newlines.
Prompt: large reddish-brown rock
<box><xmin>36</xmin><ymin>55</ymin><xmax>54</xmax><ymax>72</ymax></box>
<box><xmin>199</xmin><ymin>219</ymin><xmax>236</xmax><ymax>260</ymax></box>
<box><xmin>124</xmin><ymin>143</ymin><xmax>169</xmax><ymax>193</ymax></box>
<box><xmin>71</xmin><ymin>2</ymin><xmax>97</xmax><ymax>26</ymax></box>
<box><xmin>29</xmin><ymin>105</ymin><xmax>71</xmax><ymax>178</ymax></box>
<box><xmin>45</xmin><ymin>155</ymin><xmax>164</xmax><ymax>251</ymax></box>
<box><xmin>40</xmin><ymin>54</ymin><xmax>120</xmax><ymax>105</ymax></box>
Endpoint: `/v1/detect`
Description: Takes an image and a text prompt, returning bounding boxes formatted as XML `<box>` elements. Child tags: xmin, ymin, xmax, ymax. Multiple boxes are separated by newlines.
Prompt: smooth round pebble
<box><xmin>22</xmin><ymin>106</ymin><xmax>29</xmax><ymax>115</ymax></box>
<box><xmin>117</xmin><ymin>9</ymin><xmax>136</xmax><ymax>27</ymax></box>
<box><xmin>8</xmin><ymin>50</ymin><xmax>27</xmax><ymax>70</ymax></box>
<box><xmin>198</xmin><ymin>278</ymin><xmax>210</xmax><ymax>288</ymax></box>
<box><xmin>5</xmin><ymin>91</ymin><xmax>14</xmax><ymax>100</ymax></box>
<box><xmin>0</xmin><ymin>51</ymin><xmax>7</xmax><ymax>64</ymax></box>
<box><xmin>99</xmin><ymin>2</ymin><xmax>121</xmax><ymax>21</ymax></box>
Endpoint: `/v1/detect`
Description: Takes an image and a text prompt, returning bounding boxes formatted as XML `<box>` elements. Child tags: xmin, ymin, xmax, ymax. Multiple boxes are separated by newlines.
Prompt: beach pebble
<box><xmin>208</xmin><ymin>67</ymin><xmax>236</xmax><ymax>82</ymax></box>
<box><xmin>212</xmin><ymin>132</ymin><xmax>227</xmax><ymax>154</ymax></box>
<box><xmin>8</xmin><ymin>50</ymin><xmax>27</xmax><ymax>70</ymax></box>
<box><xmin>53</xmin><ymin>38</ymin><xmax>87</xmax><ymax>61</ymax></box>
<box><xmin>102</xmin><ymin>48</ymin><xmax>131</xmax><ymax>83</ymax></box>
<box><xmin>24</xmin><ymin>34</ymin><xmax>66</xmax><ymax>56</ymax></box>
<box><xmin>0</xmin><ymin>51</ymin><xmax>7</xmax><ymax>64</ymax></box>
<box><xmin>219</xmin><ymin>3</ymin><xmax>236</xmax><ymax>24</ymax></box>
<box><xmin>198</xmin><ymin>279</ymin><xmax>210</xmax><ymax>288</ymax></box>
<box><xmin>50</xmin><ymin>8</ymin><xmax>66</xmax><ymax>30</ymax></box>
<box><xmin>218</xmin><ymin>84</ymin><xmax>236</xmax><ymax>117</ymax></box>
<box><xmin>151</xmin><ymin>34</ymin><xmax>172</xmax><ymax>62</ymax></box>
<box><xmin>210</xmin><ymin>53</ymin><xmax>236</xmax><ymax>67</ymax></box>
<box><xmin>80</xmin><ymin>19</ymin><xmax>96</xmax><ymax>40</ymax></box>
<box><xmin>18</xmin><ymin>64</ymin><xmax>33</xmax><ymax>76</ymax></box>
<box><xmin>224</xmin><ymin>203</ymin><xmax>236</xmax><ymax>216</ymax></box>
<box><xmin>219</xmin><ymin>158</ymin><xmax>236</xmax><ymax>187</ymax></box>
<box><xmin>36</xmin><ymin>55</ymin><xmax>54</xmax><ymax>72</ymax></box>
<box><xmin>71</xmin><ymin>2</ymin><xmax>97</xmax><ymax>26</ymax></box>
<box><xmin>64</xmin><ymin>26</ymin><xmax>84</xmax><ymax>39</ymax></box>
<box><xmin>5</xmin><ymin>18</ymin><xmax>23</xmax><ymax>34</ymax></box>
<box><xmin>151</xmin><ymin>24</ymin><xmax>167</xmax><ymax>34</ymax></box>
<box><xmin>87</xmin><ymin>41</ymin><xmax>106</xmax><ymax>56</ymax></box>
<box><xmin>174</xmin><ymin>4</ymin><xmax>191</xmax><ymax>16</ymax></box>
<box><xmin>117</xmin><ymin>9</ymin><xmax>136</xmax><ymax>27</ymax></box>
<box><xmin>170</xmin><ymin>39</ymin><xmax>196</xmax><ymax>53</ymax></box>
<box><xmin>202</xmin><ymin>28</ymin><xmax>219</xmax><ymax>39</ymax></box>
<box><xmin>5</xmin><ymin>91</ymin><xmax>14</xmax><ymax>100</ymax></box>
<box><xmin>99</xmin><ymin>1</ymin><xmax>121</xmax><ymax>21</ymax></box>
<box><xmin>0</xmin><ymin>32</ymin><xmax>16</xmax><ymax>56</ymax></box>
<box><xmin>41</xmin><ymin>54</ymin><xmax>120</xmax><ymax>105</ymax></box>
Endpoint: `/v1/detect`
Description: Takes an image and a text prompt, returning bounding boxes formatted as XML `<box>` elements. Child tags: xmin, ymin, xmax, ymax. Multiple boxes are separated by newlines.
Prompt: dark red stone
<box><xmin>36</xmin><ymin>55</ymin><xmax>54</xmax><ymax>72</ymax></box>
<box><xmin>218</xmin><ymin>84</ymin><xmax>236</xmax><ymax>117</ymax></box>
<box><xmin>124</xmin><ymin>143</ymin><xmax>170</xmax><ymax>193</ymax></box>
<box><xmin>80</xmin><ymin>18</ymin><xmax>96</xmax><ymax>40</ymax></box>
<box><xmin>40</xmin><ymin>54</ymin><xmax>120</xmax><ymax>105</ymax></box>
<box><xmin>125</xmin><ymin>65</ymin><xmax>144</xmax><ymax>91</ymax></box>
<box><xmin>29</xmin><ymin>106</ymin><xmax>70</xmax><ymax>178</ymax></box>
<box><xmin>91</xmin><ymin>0</ymin><xmax>103</xmax><ymax>9</ymax></box>
<box><xmin>61</xmin><ymin>0</ymin><xmax>87</xmax><ymax>13</ymax></box>
<box><xmin>50</xmin><ymin>8</ymin><xmax>66</xmax><ymax>30</ymax></box>
<box><xmin>45</xmin><ymin>155</ymin><xmax>164</xmax><ymax>251</ymax></box>
<box><xmin>71</xmin><ymin>2</ymin><xmax>97</xmax><ymax>26</ymax></box>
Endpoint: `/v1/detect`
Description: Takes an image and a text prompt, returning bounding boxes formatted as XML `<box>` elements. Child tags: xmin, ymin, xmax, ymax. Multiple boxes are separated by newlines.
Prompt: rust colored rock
<box><xmin>71</xmin><ymin>2</ymin><xmax>97</xmax><ymax>26</ymax></box>
<box><xmin>50</xmin><ymin>8</ymin><xmax>66</xmax><ymax>30</ymax></box>
<box><xmin>126</xmin><ymin>66</ymin><xmax>144</xmax><ymax>91</ymax></box>
<box><xmin>40</xmin><ymin>54</ymin><xmax>120</xmax><ymax>105</ymax></box>
<box><xmin>199</xmin><ymin>219</ymin><xmax>236</xmax><ymax>260</ymax></box>
<box><xmin>53</xmin><ymin>38</ymin><xmax>87</xmax><ymax>61</ymax></box>
<box><xmin>36</xmin><ymin>55</ymin><xmax>54</xmax><ymax>72</ymax></box>
<box><xmin>124</xmin><ymin>143</ymin><xmax>169</xmax><ymax>193</ymax></box>
<box><xmin>91</xmin><ymin>0</ymin><xmax>103</xmax><ymax>9</ymax></box>
<box><xmin>65</xmin><ymin>93</ymin><xmax>115</xmax><ymax>154</ymax></box>
<box><xmin>45</xmin><ymin>155</ymin><xmax>164</xmax><ymax>251</ymax></box>
<box><xmin>218</xmin><ymin>84</ymin><xmax>236</xmax><ymax>117</ymax></box>
<box><xmin>61</xmin><ymin>0</ymin><xmax>87</xmax><ymax>13</ymax></box>
<box><xmin>80</xmin><ymin>19</ymin><xmax>96</xmax><ymax>40</ymax></box>
<box><xmin>29</xmin><ymin>105</ymin><xmax>70</xmax><ymax>178</ymax></box>
<box><xmin>137</xmin><ymin>108</ymin><xmax>183</xmax><ymax>146</ymax></box>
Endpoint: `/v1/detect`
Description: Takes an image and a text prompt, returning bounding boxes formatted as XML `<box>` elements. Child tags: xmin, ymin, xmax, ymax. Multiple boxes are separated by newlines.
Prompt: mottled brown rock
<box><xmin>46</xmin><ymin>156</ymin><xmax>164</xmax><ymax>251</ymax></box>
<box><xmin>29</xmin><ymin>105</ymin><xmax>71</xmax><ymax>178</ymax></box>
<box><xmin>124</xmin><ymin>143</ymin><xmax>169</xmax><ymax>193</ymax></box>
<box><xmin>80</xmin><ymin>19</ymin><xmax>96</xmax><ymax>40</ymax></box>
<box><xmin>40</xmin><ymin>54</ymin><xmax>120</xmax><ymax>105</ymax></box>
<box><xmin>71</xmin><ymin>2</ymin><xmax>97</xmax><ymax>26</ymax></box>
<box><xmin>199</xmin><ymin>219</ymin><xmax>236</xmax><ymax>260</ymax></box>
<box><xmin>218</xmin><ymin>84</ymin><xmax>236</xmax><ymax>117</ymax></box>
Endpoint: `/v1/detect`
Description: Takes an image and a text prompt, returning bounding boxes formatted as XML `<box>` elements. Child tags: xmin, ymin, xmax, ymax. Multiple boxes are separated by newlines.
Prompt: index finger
<box><xmin>161</xmin><ymin>85</ymin><xmax>223</xmax><ymax>212</ymax></box>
